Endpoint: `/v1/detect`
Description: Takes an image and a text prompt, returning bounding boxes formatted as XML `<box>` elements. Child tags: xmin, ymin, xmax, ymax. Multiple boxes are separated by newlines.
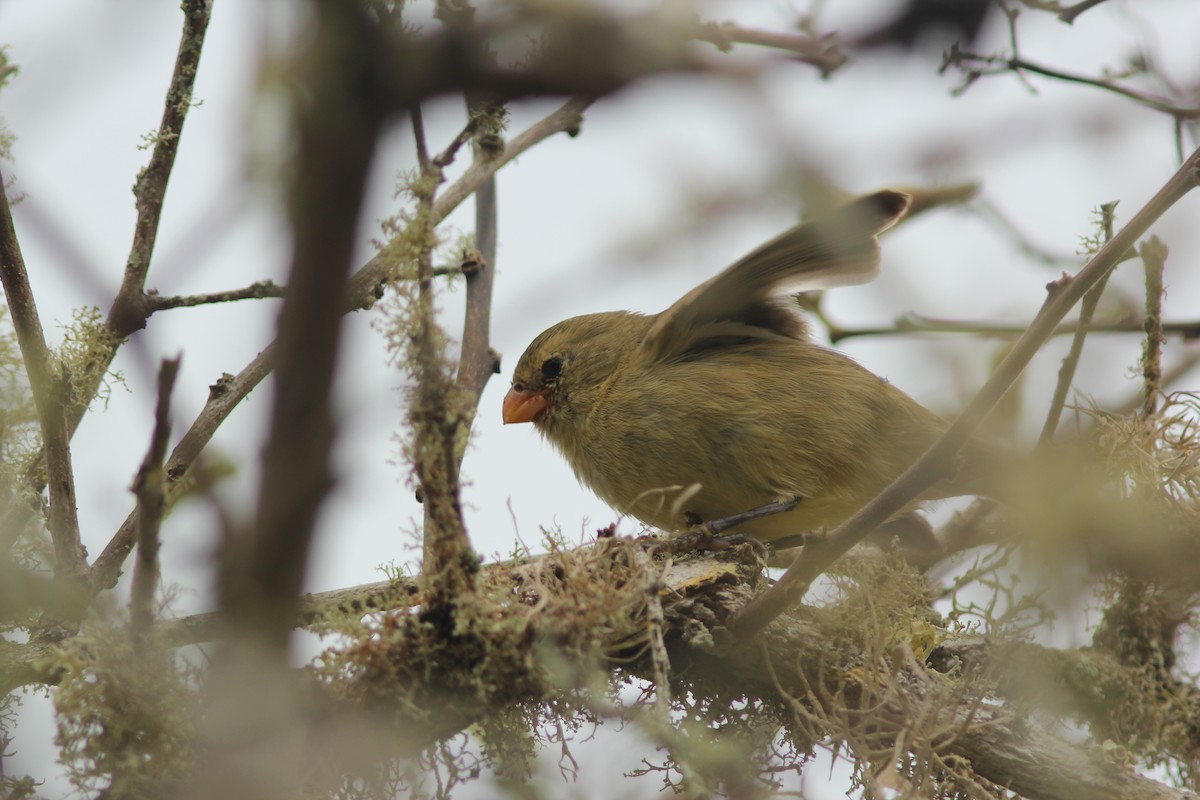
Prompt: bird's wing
<box><xmin>639</xmin><ymin>190</ymin><xmax>911</xmax><ymax>363</ymax></box>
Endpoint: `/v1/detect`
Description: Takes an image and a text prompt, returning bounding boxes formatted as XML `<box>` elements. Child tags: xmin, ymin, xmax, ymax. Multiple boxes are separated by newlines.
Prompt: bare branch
<box><xmin>109</xmin><ymin>0</ymin><xmax>214</xmax><ymax>337</ymax></box>
<box><xmin>10</xmin><ymin>0</ymin><xmax>214</xmax><ymax>521</ymax></box>
<box><xmin>971</xmin><ymin>197</ymin><xmax>1081</xmax><ymax>267</ymax></box>
<box><xmin>346</xmin><ymin>96</ymin><xmax>593</xmax><ymax>308</ymax></box>
<box><xmin>1039</xmin><ymin>201</ymin><xmax>1118</xmax><ymax>445</ymax></box>
<box><xmin>696</xmin><ymin>21</ymin><xmax>846</xmax><ymax>75</ymax></box>
<box><xmin>1140</xmin><ymin>236</ymin><xmax>1168</xmax><ymax>421</ymax></box>
<box><xmin>827</xmin><ymin>313</ymin><xmax>1200</xmax><ymax>344</ymax></box>
<box><xmin>144</xmin><ymin>280</ymin><xmax>284</xmax><ymax>313</ymax></box>
<box><xmin>1057</xmin><ymin>0</ymin><xmax>1112</xmax><ymax>25</ymax></box>
<box><xmin>130</xmin><ymin>356</ymin><xmax>181</xmax><ymax>649</ymax></box>
<box><xmin>1019</xmin><ymin>0</ymin><xmax>1116</xmax><ymax>26</ymax></box>
<box><xmin>230</xmin><ymin>6</ymin><xmax>388</xmax><ymax>655</ymax></box>
<box><xmin>91</xmin><ymin>98</ymin><xmax>588</xmax><ymax>593</ymax></box>
<box><xmin>453</xmin><ymin>104</ymin><xmax>502</xmax><ymax>452</ymax></box>
<box><xmin>945</xmin><ymin>45</ymin><xmax>1200</xmax><ymax>120</ymax></box>
<box><xmin>91</xmin><ymin>352</ymin><xmax>274</xmax><ymax>590</ymax></box>
<box><xmin>0</xmin><ymin>167</ymin><xmax>87</xmax><ymax>585</ymax></box>
<box><xmin>409</xmin><ymin>103</ymin><xmax>477</xmax><ymax>604</ymax></box>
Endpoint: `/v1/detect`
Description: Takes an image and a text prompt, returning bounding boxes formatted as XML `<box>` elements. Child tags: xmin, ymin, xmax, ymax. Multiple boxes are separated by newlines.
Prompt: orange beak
<box><xmin>503</xmin><ymin>387</ymin><xmax>550</xmax><ymax>424</ymax></box>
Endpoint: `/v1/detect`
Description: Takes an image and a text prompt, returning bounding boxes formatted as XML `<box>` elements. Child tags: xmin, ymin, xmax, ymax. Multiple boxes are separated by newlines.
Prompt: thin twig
<box><xmin>1020</xmin><ymin>0</ymin><xmax>1114</xmax><ymax>25</ymax></box>
<box><xmin>1039</xmin><ymin>201</ymin><xmax>1118</xmax><ymax>445</ymax></box>
<box><xmin>347</xmin><ymin>96</ymin><xmax>592</xmax><ymax>306</ymax></box>
<box><xmin>1010</xmin><ymin>57</ymin><xmax>1198</xmax><ymax>117</ymax></box>
<box><xmin>410</xmin><ymin>103</ymin><xmax>477</xmax><ymax>602</ymax></box>
<box><xmin>971</xmin><ymin>198</ymin><xmax>1079</xmax><ymax>267</ymax></box>
<box><xmin>453</xmin><ymin>114</ymin><xmax>502</xmax><ymax>464</ymax></box>
<box><xmin>696</xmin><ymin>21</ymin><xmax>846</xmax><ymax>76</ymax></box>
<box><xmin>431</xmin><ymin>116</ymin><xmax>482</xmax><ymax>170</ymax></box>
<box><xmin>130</xmin><ymin>356</ymin><xmax>181</xmax><ymax>649</ymax></box>
<box><xmin>0</xmin><ymin>167</ymin><xmax>88</xmax><ymax>585</ymax></box>
<box><xmin>947</xmin><ymin>47</ymin><xmax>1200</xmax><ymax>119</ymax></box>
<box><xmin>731</xmin><ymin>145</ymin><xmax>1200</xmax><ymax>640</ymax></box>
<box><xmin>412</xmin><ymin>105</ymin><xmax>430</xmax><ymax>170</ymax></box>
<box><xmin>825</xmin><ymin>313</ymin><xmax>1200</xmax><ymax>344</ymax></box>
<box><xmin>1139</xmin><ymin>236</ymin><xmax>1168</xmax><ymax>421</ymax></box>
<box><xmin>1110</xmin><ymin>351</ymin><xmax>1200</xmax><ymax>419</ymax></box>
<box><xmin>14</xmin><ymin>0</ymin><xmax>213</xmax><ymax>511</ymax></box>
<box><xmin>630</xmin><ymin>548</ymin><xmax>672</xmax><ymax>725</ymax></box>
<box><xmin>1057</xmin><ymin>0</ymin><xmax>1111</xmax><ymax>24</ymax></box>
<box><xmin>109</xmin><ymin>0</ymin><xmax>214</xmax><ymax>337</ymax></box>
<box><xmin>145</xmin><ymin>280</ymin><xmax>285</xmax><ymax>313</ymax></box>
<box><xmin>90</xmin><ymin>98</ymin><xmax>587</xmax><ymax>592</ymax></box>
<box><xmin>92</xmin><ymin>352</ymin><xmax>274</xmax><ymax>590</ymax></box>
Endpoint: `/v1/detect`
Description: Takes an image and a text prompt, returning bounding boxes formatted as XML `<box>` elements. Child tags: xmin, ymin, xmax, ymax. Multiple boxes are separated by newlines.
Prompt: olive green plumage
<box><xmin>506</xmin><ymin>190</ymin><xmax>987</xmax><ymax>542</ymax></box>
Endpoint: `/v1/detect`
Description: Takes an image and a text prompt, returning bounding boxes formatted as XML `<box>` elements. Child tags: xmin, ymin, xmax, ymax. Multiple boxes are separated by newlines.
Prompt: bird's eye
<box><xmin>541</xmin><ymin>356</ymin><xmax>563</xmax><ymax>381</ymax></box>
<box><xmin>512</xmin><ymin>382</ymin><xmax>526</xmax><ymax>393</ymax></box>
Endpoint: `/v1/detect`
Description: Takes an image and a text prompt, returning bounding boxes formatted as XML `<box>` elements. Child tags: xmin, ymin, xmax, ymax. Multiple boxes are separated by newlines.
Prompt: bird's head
<box><xmin>503</xmin><ymin>311</ymin><xmax>650</xmax><ymax>434</ymax></box>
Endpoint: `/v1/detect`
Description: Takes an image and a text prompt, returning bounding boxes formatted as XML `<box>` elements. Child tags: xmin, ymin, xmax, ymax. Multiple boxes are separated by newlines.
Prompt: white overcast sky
<box><xmin>3</xmin><ymin>0</ymin><xmax>1199</xmax><ymax>795</ymax></box>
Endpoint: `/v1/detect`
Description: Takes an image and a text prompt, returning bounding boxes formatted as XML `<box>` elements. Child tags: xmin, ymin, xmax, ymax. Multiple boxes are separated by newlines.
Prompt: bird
<box><xmin>502</xmin><ymin>190</ymin><xmax>995</xmax><ymax>546</ymax></box>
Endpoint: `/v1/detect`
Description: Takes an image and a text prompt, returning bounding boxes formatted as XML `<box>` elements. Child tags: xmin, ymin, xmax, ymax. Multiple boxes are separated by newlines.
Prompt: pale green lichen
<box><xmin>52</xmin><ymin>622</ymin><xmax>200</xmax><ymax>798</ymax></box>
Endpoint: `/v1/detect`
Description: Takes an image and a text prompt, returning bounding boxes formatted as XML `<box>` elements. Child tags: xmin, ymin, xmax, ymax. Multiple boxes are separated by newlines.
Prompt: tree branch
<box><xmin>109</xmin><ymin>0</ymin><xmax>214</xmax><ymax>338</ymax></box>
<box><xmin>409</xmin><ymin>103</ymin><xmax>478</xmax><ymax>603</ymax></box>
<box><xmin>89</xmin><ymin>96</ymin><xmax>591</xmax><ymax>592</ymax></box>
<box><xmin>825</xmin><ymin>314</ymin><xmax>1200</xmax><ymax>344</ymax></box>
<box><xmin>91</xmin><ymin>351</ymin><xmax>275</xmax><ymax>590</ymax></box>
<box><xmin>10</xmin><ymin>0</ymin><xmax>214</xmax><ymax>531</ymax></box>
<box><xmin>228</xmin><ymin>1</ymin><xmax>388</xmax><ymax>656</ymax></box>
<box><xmin>130</xmin><ymin>356</ymin><xmax>181</xmax><ymax>649</ymax></box>
<box><xmin>945</xmin><ymin>45</ymin><xmax>1200</xmax><ymax>120</ymax></box>
<box><xmin>143</xmin><ymin>280</ymin><xmax>285</xmax><ymax>313</ymax></box>
<box><xmin>346</xmin><ymin>95</ymin><xmax>592</xmax><ymax>308</ymax></box>
<box><xmin>15</xmin><ymin>535</ymin><xmax>1200</xmax><ymax>799</ymax></box>
<box><xmin>0</xmin><ymin>167</ymin><xmax>87</xmax><ymax>585</ymax></box>
<box><xmin>1038</xmin><ymin>201</ymin><xmax>1117</xmax><ymax>445</ymax></box>
<box><xmin>696</xmin><ymin>21</ymin><xmax>846</xmax><ymax>76</ymax></box>
<box><xmin>1139</xmin><ymin>236</ymin><xmax>1168</xmax><ymax>421</ymax></box>
<box><xmin>453</xmin><ymin>166</ymin><xmax>500</xmax><ymax>427</ymax></box>
<box><xmin>1019</xmin><ymin>0</ymin><xmax>1115</xmax><ymax>25</ymax></box>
